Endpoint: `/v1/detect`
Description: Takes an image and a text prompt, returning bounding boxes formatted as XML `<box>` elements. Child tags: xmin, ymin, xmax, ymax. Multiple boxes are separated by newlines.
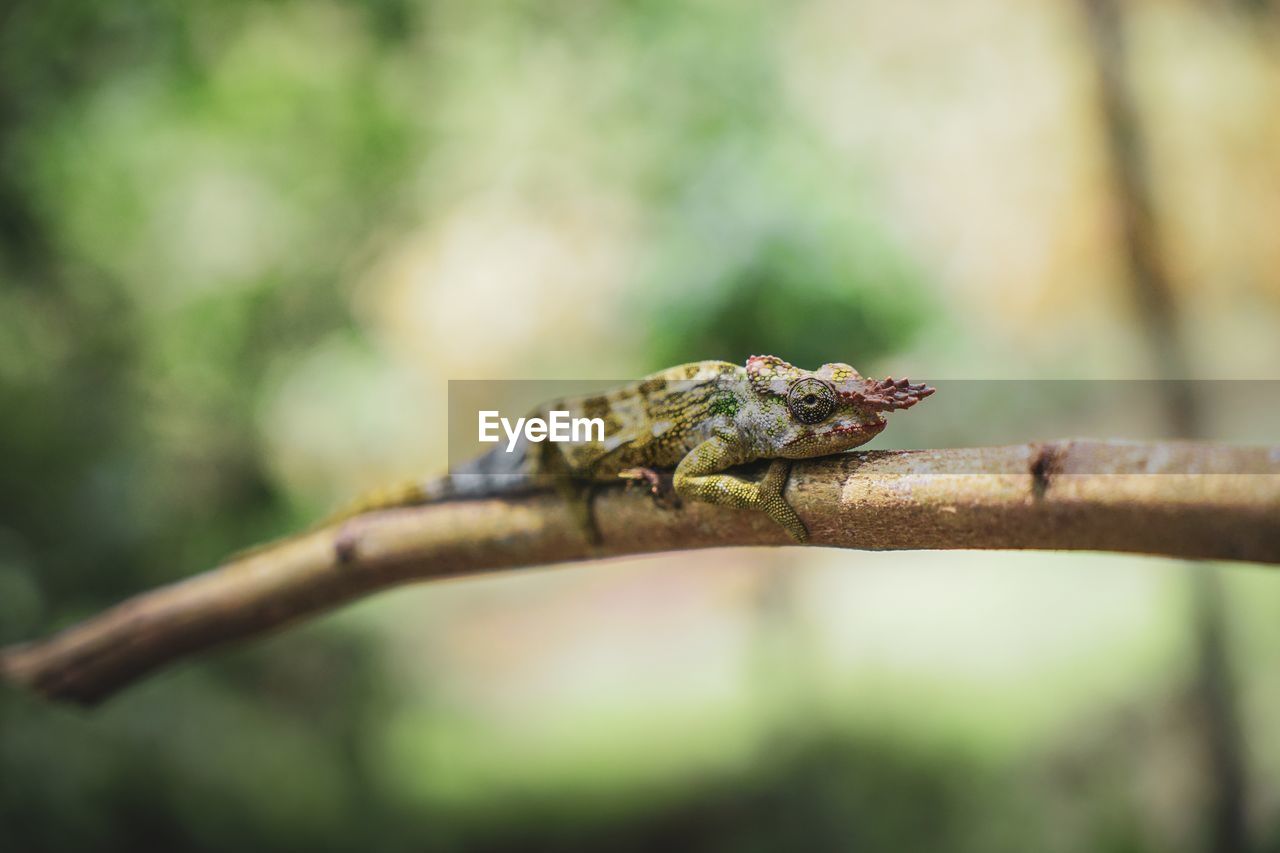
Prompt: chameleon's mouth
<box><xmin>828</xmin><ymin>417</ymin><xmax>887</xmax><ymax>437</ymax></box>
<box><xmin>826</xmin><ymin>421</ymin><xmax>883</xmax><ymax>436</ymax></box>
<box><xmin>784</xmin><ymin>419</ymin><xmax>885</xmax><ymax>449</ymax></box>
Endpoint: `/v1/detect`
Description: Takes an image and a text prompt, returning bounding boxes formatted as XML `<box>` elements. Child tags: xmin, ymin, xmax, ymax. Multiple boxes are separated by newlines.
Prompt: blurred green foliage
<box><xmin>0</xmin><ymin>2</ymin><xmax>409</xmax><ymax>849</ymax></box>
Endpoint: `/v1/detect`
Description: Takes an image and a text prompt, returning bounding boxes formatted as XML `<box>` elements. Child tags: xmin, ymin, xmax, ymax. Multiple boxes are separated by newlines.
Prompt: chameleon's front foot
<box><xmin>758</xmin><ymin>459</ymin><xmax>807</xmax><ymax>542</ymax></box>
<box><xmin>673</xmin><ymin>445</ymin><xmax>809</xmax><ymax>543</ymax></box>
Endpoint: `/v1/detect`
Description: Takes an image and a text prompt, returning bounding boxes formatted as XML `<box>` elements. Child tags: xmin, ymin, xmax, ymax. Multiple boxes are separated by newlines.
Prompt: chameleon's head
<box><xmin>745</xmin><ymin>355</ymin><xmax>935</xmax><ymax>459</ymax></box>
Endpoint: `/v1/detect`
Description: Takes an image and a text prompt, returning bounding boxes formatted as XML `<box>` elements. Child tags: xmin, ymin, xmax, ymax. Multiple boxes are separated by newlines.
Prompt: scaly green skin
<box><xmin>323</xmin><ymin>356</ymin><xmax>934</xmax><ymax>544</ymax></box>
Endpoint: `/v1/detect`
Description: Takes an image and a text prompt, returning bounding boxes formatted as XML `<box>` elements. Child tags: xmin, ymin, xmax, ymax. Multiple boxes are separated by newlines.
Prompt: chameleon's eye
<box><xmin>786</xmin><ymin>378</ymin><xmax>835</xmax><ymax>424</ymax></box>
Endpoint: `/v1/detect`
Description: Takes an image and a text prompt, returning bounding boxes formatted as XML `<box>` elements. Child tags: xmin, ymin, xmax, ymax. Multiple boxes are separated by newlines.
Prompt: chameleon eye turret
<box><xmin>786</xmin><ymin>378</ymin><xmax>836</xmax><ymax>424</ymax></box>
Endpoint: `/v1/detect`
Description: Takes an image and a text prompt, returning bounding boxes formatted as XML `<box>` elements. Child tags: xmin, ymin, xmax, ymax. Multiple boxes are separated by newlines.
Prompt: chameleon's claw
<box><xmin>619</xmin><ymin>467</ymin><xmax>661</xmax><ymax>496</ymax></box>
<box><xmin>619</xmin><ymin>467</ymin><xmax>680</xmax><ymax>509</ymax></box>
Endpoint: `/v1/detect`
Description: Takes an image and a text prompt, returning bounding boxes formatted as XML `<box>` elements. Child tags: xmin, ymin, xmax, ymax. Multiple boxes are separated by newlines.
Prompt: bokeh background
<box><xmin>2</xmin><ymin>0</ymin><xmax>1280</xmax><ymax>850</ymax></box>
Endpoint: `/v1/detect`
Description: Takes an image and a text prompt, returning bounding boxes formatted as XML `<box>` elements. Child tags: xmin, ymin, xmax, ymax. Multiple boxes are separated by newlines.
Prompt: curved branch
<box><xmin>3</xmin><ymin>439</ymin><xmax>1278</xmax><ymax>706</ymax></box>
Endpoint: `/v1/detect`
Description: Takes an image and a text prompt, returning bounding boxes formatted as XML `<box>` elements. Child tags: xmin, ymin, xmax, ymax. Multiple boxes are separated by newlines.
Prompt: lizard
<box><xmin>328</xmin><ymin>355</ymin><xmax>933</xmax><ymax>544</ymax></box>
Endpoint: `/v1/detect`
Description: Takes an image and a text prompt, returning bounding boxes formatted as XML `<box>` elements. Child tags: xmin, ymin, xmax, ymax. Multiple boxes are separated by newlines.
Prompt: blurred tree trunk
<box><xmin>1079</xmin><ymin>1</ymin><xmax>1248</xmax><ymax>850</ymax></box>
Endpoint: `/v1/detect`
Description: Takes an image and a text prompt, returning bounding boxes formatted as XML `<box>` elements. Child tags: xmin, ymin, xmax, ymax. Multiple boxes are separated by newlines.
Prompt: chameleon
<box><xmin>332</xmin><ymin>356</ymin><xmax>933</xmax><ymax>544</ymax></box>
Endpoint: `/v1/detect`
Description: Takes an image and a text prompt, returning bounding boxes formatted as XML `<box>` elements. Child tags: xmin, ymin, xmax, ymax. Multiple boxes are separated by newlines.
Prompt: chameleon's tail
<box><xmin>233</xmin><ymin>448</ymin><xmax>539</xmax><ymax>560</ymax></box>
<box><xmin>322</xmin><ymin>445</ymin><xmax>540</xmax><ymax>525</ymax></box>
<box><xmin>318</xmin><ymin>479</ymin><xmax>442</xmax><ymax>526</ymax></box>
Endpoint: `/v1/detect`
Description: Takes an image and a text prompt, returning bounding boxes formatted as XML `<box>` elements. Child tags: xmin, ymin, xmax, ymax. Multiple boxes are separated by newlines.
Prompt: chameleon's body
<box><xmin>336</xmin><ymin>356</ymin><xmax>933</xmax><ymax>543</ymax></box>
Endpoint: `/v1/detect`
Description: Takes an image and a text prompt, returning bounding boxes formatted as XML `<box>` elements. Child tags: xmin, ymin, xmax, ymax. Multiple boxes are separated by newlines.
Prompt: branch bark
<box><xmin>3</xmin><ymin>439</ymin><xmax>1278</xmax><ymax>706</ymax></box>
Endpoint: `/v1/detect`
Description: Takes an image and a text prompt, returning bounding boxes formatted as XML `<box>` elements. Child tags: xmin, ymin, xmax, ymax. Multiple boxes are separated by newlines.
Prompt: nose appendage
<box><xmin>840</xmin><ymin>377</ymin><xmax>936</xmax><ymax>412</ymax></box>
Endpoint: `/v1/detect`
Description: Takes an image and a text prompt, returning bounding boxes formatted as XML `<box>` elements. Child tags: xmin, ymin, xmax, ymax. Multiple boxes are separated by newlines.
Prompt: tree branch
<box><xmin>3</xmin><ymin>439</ymin><xmax>1278</xmax><ymax>706</ymax></box>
